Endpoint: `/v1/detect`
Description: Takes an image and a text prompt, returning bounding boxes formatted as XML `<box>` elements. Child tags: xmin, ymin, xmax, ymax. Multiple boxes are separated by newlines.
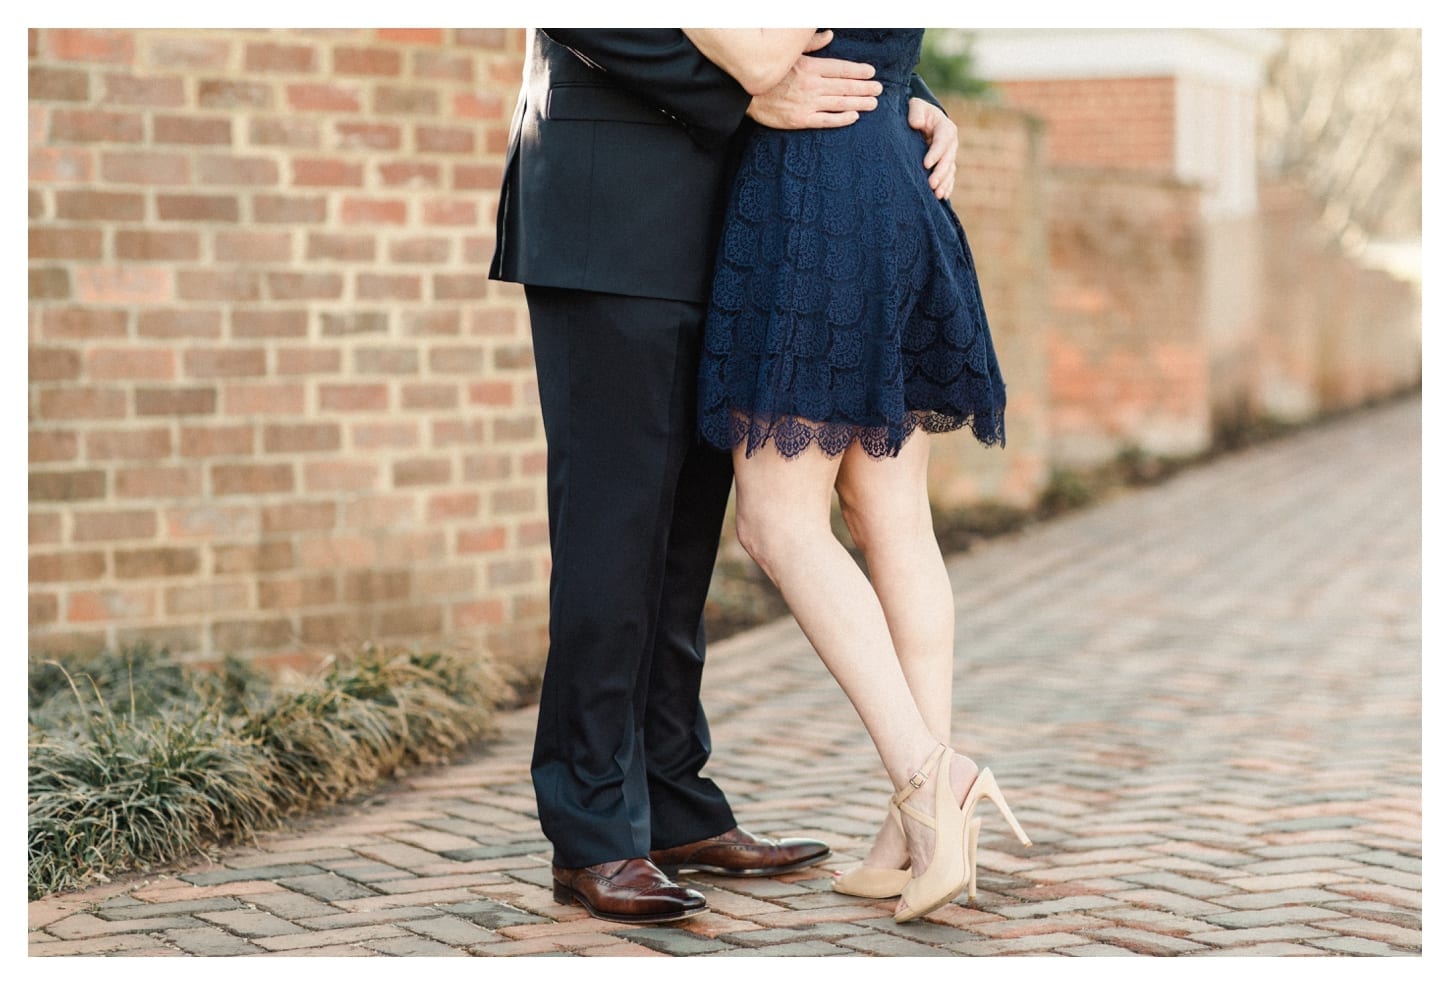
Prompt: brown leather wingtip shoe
<box><xmin>551</xmin><ymin>857</ymin><xmax>708</xmax><ymax>925</ymax></box>
<box><xmin>650</xmin><ymin>826</ymin><xmax>831</xmax><ymax>877</ymax></box>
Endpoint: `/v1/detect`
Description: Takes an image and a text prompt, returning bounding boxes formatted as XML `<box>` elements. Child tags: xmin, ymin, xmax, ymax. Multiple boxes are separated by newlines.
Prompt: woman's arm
<box><xmin>682</xmin><ymin>28</ymin><xmax>821</xmax><ymax>95</ymax></box>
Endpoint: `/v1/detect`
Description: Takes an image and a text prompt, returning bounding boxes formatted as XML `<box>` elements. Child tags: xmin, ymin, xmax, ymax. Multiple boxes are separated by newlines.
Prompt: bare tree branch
<box><xmin>1259</xmin><ymin>29</ymin><xmax>1421</xmax><ymax>248</ymax></box>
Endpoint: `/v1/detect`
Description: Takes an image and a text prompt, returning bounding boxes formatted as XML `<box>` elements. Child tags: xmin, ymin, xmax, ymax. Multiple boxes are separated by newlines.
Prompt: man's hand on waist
<box><xmin>746</xmin><ymin>30</ymin><xmax>881</xmax><ymax>130</ymax></box>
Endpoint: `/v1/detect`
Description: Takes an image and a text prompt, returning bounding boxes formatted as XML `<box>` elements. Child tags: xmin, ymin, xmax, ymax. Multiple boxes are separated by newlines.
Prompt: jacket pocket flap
<box><xmin>546</xmin><ymin>83</ymin><xmax>669</xmax><ymax>126</ymax></box>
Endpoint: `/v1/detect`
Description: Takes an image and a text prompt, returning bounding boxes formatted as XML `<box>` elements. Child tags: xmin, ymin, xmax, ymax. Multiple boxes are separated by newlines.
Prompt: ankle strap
<box><xmin>891</xmin><ymin>743</ymin><xmax>949</xmax><ymax>807</ymax></box>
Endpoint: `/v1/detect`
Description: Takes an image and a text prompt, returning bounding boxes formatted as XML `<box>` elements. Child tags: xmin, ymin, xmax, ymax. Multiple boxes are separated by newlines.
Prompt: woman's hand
<box><xmin>907</xmin><ymin>98</ymin><xmax>958</xmax><ymax>200</ymax></box>
<box><xmin>683</xmin><ymin>28</ymin><xmax>820</xmax><ymax>95</ymax></box>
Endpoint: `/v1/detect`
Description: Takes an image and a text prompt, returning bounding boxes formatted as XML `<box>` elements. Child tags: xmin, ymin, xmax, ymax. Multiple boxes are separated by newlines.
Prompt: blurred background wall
<box><xmin>28</xmin><ymin>28</ymin><xmax>1422</xmax><ymax>675</ymax></box>
<box><xmin>931</xmin><ymin>27</ymin><xmax>1420</xmax><ymax>499</ymax></box>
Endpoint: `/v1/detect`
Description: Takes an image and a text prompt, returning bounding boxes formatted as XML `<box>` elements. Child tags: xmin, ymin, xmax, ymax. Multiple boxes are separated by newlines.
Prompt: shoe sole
<box><xmin>655</xmin><ymin>848</ymin><xmax>832</xmax><ymax>879</ymax></box>
<box><xmin>551</xmin><ymin>882</ymin><xmax>708</xmax><ymax>925</ymax></box>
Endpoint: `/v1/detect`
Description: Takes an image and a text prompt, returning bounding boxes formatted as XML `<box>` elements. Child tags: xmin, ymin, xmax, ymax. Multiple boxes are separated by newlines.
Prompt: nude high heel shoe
<box><xmin>832</xmin><ymin>798</ymin><xmax>910</xmax><ymax>898</ymax></box>
<box><xmin>893</xmin><ymin>745</ymin><xmax>1030</xmax><ymax>923</ymax></box>
<box><xmin>832</xmin><ymin>800</ymin><xmax>983</xmax><ymax>900</ymax></box>
<box><xmin>831</xmin><ymin>863</ymin><xmax>912</xmax><ymax>898</ymax></box>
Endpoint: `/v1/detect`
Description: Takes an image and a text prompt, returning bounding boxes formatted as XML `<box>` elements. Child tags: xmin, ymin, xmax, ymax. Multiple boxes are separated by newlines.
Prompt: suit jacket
<box><xmin>488</xmin><ymin>28</ymin><xmax>947</xmax><ymax>305</ymax></box>
<box><xmin>489</xmin><ymin>29</ymin><xmax>752</xmax><ymax>304</ymax></box>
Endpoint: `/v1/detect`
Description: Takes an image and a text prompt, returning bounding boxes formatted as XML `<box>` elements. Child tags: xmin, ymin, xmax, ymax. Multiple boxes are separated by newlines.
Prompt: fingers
<box><xmin>827</xmin><ymin>78</ymin><xmax>883</xmax><ymax>98</ymax></box>
<box><xmin>810</xmin><ymin>110</ymin><xmax>861</xmax><ymax>129</ymax></box>
<box><xmin>803</xmin><ymin>56</ymin><xmax>877</xmax><ymax>81</ymax></box>
<box><xmin>786</xmin><ymin>53</ymin><xmax>880</xmax><ymax>121</ymax></box>
<box><xmin>928</xmin><ymin>158</ymin><xmax>956</xmax><ymax>200</ymax></box>
<box><xmin>913</xmin><ymin>105</ymin><xmax>958</xmax><ymax>199</ymax></box>
<box><xmin>822</xmin><ymin>94</ymin><xmax>878</xmax><ymax>113</ymax></box>
<box><xmin>922</xmin><ymin>136</ymin><xmax>948</xmax><ymax>170</ymax></box>
<box><xmin>801</xmin><ymin>72</ymin><xmax>880</xmax><ymax>109</ymax></box>
<box><xmin>936</xmin><ymin>124</ymin><xmax>960</xmax><ymax>164</ymax></box>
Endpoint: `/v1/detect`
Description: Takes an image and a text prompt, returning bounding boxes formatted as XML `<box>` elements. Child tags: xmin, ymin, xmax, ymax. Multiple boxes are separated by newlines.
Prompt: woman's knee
<box><xmin>838</xmin><ymin>480</ymin><xmax>930</xmax><ymax>557</ymax></box>
<box><xmin>840</xmin><ymin>447</ymin><xmax>936</xmax><ymax>545</ymax></box>
<box><xmin>733</xmin><ymin>505</ymin><xmax>785</xmax><ymax>576</ymax></box>
<box><xmin>734</xmin><ymin>501</ymin><xmax>828</xmax><ymax>582</ymax></box>
<box><xmin>732</xmin><ymin>447</ymin><xmax>842</xmax><ymax>578</ymax></box>
<box><xmin>837</xmin><ymin>492</ymin><xmax>879</xmax><ymax>555</ymax></box>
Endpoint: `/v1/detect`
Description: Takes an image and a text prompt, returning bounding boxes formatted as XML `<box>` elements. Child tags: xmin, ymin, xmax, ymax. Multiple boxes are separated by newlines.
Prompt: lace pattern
<box><xmin>727</xmin><ymin>407</ymin><xmax>1006</xmax><ymax>461</ymax></box>
<box><xmin>697</xmin><ymin>28</ymin><xmax>1007</xmax><ymax>460</ymax></box>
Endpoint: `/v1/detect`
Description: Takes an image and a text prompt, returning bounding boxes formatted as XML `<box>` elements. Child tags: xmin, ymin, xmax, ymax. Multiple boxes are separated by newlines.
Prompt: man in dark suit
<box><xmin>490</xmin><ymin>28</ymin><xmax>957</xmax><ymax>924</ymax></box>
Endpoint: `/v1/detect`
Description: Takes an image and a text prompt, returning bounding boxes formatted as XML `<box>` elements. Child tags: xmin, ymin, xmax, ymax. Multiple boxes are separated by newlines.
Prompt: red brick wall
<box><xmin>929</xmin><ymin>99</ymin><xmax>1049</xmax><ymax>510</ymax></box>
<box><xmin>28</xmin><ymin>28</ymin><xmax>548</xmax><ymax>670</ymax></box>
<box><xmin>1039</xmin><ymin>171</ymin><xmax>1419</xmax><ymax>468</ymax></box>
<box><xmin>1044</xmin><ymin>170</ymin><xmax>1211</xmax><ymax>465</ymax></box>
<box><xmin>996</xmin><ymin>77</ymin><xmax>1177</xmax><ymax>173</ymax></box>
<box><xmin>1257</xmin><ymin>181</ymin><xmax>1421</xmax><ymax>419</ymax></box>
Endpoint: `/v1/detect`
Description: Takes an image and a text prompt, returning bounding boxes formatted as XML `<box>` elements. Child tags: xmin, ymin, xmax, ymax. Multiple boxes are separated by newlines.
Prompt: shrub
<box><xmin>28</xmin><ymin>645</ymin><xmax>515</xmax><ymax>900</ymax></box>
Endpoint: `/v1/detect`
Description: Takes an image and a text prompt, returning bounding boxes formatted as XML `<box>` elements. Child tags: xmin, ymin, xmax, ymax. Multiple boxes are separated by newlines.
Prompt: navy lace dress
<box><xmin>697</xmin><ymin>28</ymin><xmax>1006</xmax><ymax>459</ymax></box>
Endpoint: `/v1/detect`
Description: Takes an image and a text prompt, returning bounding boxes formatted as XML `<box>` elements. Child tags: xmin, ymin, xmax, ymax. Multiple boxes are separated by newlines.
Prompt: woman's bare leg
<box><xmin>731</xmin><ymin>431</ymin><xmax>975</xmax><ymax>905</ymax></box>
<box><xmin>732</xmin><ymin>440</ymin><xmax>939</xmax><ymax>783</ymax></box>
<box><xmin>835</xmin><ymin>432</ymin><xmax>958</xmax><ymax>871</ymax></box>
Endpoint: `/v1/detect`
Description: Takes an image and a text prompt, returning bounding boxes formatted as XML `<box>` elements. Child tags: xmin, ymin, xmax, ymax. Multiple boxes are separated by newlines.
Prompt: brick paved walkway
<box><xmin>28</xmin><ymin>396</ymin><xmax>1422</xmax><ymax>957</ymax></box>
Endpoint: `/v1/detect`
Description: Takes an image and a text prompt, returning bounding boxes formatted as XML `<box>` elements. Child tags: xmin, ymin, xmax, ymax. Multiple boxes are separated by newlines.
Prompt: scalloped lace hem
<box><xmin>708</xmin><ymin>408</ymin><xmax>1006</xmax><ymax>460</ymax></box>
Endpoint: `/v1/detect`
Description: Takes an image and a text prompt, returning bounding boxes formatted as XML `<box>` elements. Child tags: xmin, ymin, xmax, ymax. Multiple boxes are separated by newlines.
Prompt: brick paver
<box><xmin>28</xmin><ymin>397</ymin><xmax>1422</xmax><ymax>956</ymax></box>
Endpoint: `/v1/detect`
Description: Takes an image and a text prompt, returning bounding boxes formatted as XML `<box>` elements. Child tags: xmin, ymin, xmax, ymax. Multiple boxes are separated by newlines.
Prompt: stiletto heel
<box><xmin>831</xmin><ymin>797</ymin><xmax>911</xmax><ymax>898</ymax></box>
<box><xmin>968</xmin><ymin>767</ymin><xmax>1032</xmax><ymax>847</ymax></box>
<box><xmin>966</xmin><ymin>816</ymin><xmax>982</xmax><ymax>900</ymax></box>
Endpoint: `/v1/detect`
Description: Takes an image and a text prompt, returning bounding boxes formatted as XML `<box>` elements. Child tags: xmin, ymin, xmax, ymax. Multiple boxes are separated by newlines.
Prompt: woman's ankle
<box><xmin>860</xmin><ymin>816</ymin><xmax>909</xmax><ymax>869</ymax></box>
<box><xmin>894</xmin><ymin>739</ymin><xmax>948</xmax><ymax>793</ymax></box>
<box><xmin>902</xmin><ymin>750</ymin><xmax>978</xmax><ymax>811</ymax></box>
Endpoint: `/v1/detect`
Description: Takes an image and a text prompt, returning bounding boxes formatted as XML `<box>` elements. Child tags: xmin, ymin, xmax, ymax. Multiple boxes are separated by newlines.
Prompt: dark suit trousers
<box><xmin>525</xmin><ymin>285</ymin><xmax>737</xmax><ymax>869</ymax></box>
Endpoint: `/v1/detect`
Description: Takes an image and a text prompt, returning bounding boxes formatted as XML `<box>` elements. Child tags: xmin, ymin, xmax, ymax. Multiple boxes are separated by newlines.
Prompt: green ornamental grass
<box><xmin>28</xmin><ymin>644</ymin><xmax>513</xmax><ymax>901</ymax></box>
